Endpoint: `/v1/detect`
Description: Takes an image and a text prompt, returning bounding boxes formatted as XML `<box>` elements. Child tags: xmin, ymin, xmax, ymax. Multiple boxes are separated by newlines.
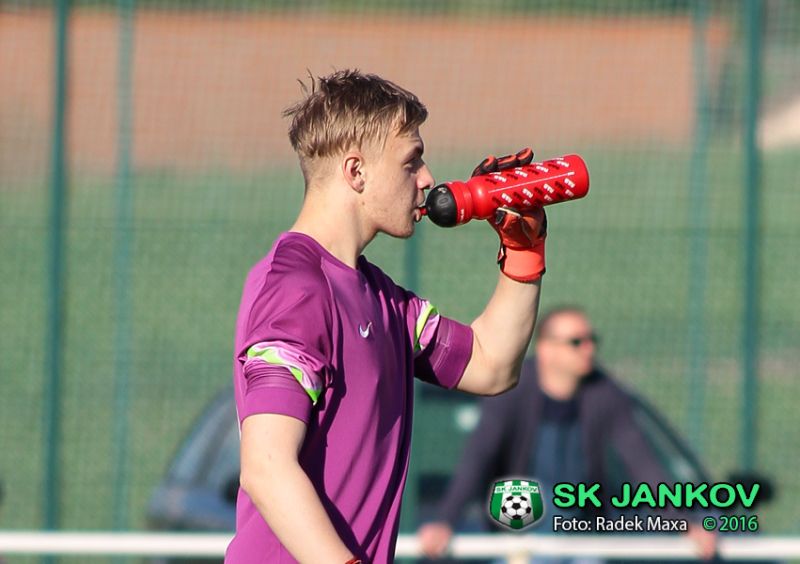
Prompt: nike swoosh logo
<box><xmin>359</xmin><ymin>322</ymin><xmax>372</xmax><ymax>338</ymax></box>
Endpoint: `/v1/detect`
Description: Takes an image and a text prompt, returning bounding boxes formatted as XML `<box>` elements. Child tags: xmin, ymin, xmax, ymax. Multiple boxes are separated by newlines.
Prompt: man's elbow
<box><xmin>239</xmin><ymin>465</ymin><xmax>262</xmax><ymax>500</ymax></box>
<box><xmin>469</xmin><ymin>339</ymin><xmax>522</xmax><ymax>395</ymax></box>
<box><xmin>469</xmin><ymin>357</ymin><xmax>520</xmax><ymax>395</ymax></box>
<box><xmin>483</xmin><ymin>369</ymin><xmax>520</xmax><ymax>396</ymax></box>
<box><xmin>239</xmin><ymin>456</ymin><xmax>284</xmax><ymax>500</ymax></box>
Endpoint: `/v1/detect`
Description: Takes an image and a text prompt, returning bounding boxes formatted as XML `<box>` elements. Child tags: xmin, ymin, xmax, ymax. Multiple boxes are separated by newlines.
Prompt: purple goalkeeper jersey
<box><xmin>226</xmin><ymin>232</ymin><xmax>473</xmax><ymax>564</ymax></box>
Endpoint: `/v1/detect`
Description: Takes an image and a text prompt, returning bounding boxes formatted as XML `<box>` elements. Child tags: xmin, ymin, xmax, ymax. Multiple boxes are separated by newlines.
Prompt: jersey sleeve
<box><xmin>402</xmin><ymin>289</ymin><xmax>474</xmax><ymax>390</ymax></box>
<box><xmin>237</xmin><ymin>245</ymin><xmax>334</xmax><ymax>423</ymax></box>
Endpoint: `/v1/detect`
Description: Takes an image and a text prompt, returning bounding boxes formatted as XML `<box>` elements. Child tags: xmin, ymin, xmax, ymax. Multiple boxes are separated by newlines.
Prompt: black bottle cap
<box><xmin>425</xmin><ymin>184</ymin><xmax>458</xmax><ymax>227</ymax></box>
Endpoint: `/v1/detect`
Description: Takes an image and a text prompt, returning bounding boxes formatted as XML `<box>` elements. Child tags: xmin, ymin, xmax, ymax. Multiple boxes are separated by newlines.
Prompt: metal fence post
<box><xmin>112</xmin><ymin>0</ymin><xmax>135</xmax><ymax>534</ymax></box>
<box><xmin>741</xmin><ymin>0</ymin><xmax>763</xmax><ymax>472</ymax></box>
<box><xmin>43</xmin><ymin>0</ymin><xmax>71</xmax><ymax>545</ymax></box>
<box><xmin>688</xmin><ymin>0</ymin><xmax>712</xmax><ymax>451</ymax></box>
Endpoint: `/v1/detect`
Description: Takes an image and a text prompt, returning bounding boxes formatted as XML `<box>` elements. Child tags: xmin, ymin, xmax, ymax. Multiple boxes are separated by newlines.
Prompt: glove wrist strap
<box><xmin>497</xmin><ymin>242</ymin><xmax>545</xmax><ymax>282</ymax></box>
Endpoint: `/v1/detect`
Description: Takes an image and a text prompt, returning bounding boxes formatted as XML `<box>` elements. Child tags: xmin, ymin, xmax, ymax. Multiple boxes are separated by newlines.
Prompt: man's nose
<box><xmin>419</xmin><ymin>165</ymin><xmax>435</xmax><ymax>190</ymax></box>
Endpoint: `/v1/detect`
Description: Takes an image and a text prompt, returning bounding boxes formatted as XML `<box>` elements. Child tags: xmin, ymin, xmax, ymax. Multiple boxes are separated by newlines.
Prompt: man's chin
<box><xmin>382</xmin><ymin>222</ymin><xmax>416</xmax><ymax>239</ymax></box>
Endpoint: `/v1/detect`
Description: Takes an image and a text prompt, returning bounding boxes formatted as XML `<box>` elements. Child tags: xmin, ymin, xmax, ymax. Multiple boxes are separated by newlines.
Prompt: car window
<box><xmin>604</xmin><ymin>396</ymin><xmax>709</xmax><ymax>486</ymax></box>
<box><xmin>169</xmin><ymin>390</ymin><xmax>237</xmax><ymax>485</ymax></box>
<box><xmin>205</xmin><ymin>420</ymin><xmax>241</xmax><ymax>494</ymax></box>
<box><xmin>630</xmin><ymin>399</ymin><xmax>708</xmax><ymax>482</ymax></box>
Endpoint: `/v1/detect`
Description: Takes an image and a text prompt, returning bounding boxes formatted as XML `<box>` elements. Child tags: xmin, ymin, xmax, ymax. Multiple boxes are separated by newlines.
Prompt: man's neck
<box><xmin>537</xmin><ymin>366</ymin><xmax>579</xmax><ymax>401</ymax></box>
<box><xmin>290</xmin><ymin>189</ymin><xmax>373</xmax><ymax>269</ymax></box>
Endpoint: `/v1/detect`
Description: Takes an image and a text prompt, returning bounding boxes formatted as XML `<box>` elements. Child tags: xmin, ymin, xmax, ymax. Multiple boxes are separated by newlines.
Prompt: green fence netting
<box><xmin>1</xmin><ymin>1</ymin><xmax>798</xmax><ymax>562</ymax></box>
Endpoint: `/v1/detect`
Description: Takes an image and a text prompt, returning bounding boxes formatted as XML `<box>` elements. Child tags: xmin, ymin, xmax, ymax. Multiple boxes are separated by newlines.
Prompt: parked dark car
<box><xmin>146</xmin><ymin>386</ymin><xmax>774</xmax><ymax>563</ymax></box>
<box><xmin>147</xmin><ymin>390</ymin><xmax>238</xmax><ymax>534</ymax></box>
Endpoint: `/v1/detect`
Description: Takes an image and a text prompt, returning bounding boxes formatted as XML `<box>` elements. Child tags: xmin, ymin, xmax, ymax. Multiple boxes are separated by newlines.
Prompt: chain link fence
<box><xmin>1</xmin><ymin>1</ymin><xmax>799</xmax><ymax>561</ymax></box>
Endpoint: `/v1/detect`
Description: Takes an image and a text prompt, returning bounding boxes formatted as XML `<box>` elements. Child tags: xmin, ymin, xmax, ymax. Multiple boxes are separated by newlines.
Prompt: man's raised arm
<box><xmin>458</xmin><ymin>273</ymin><xmax>541</xmax><ymax>395</ymax></box>
<box><xmin>455</xmin><ymin>149</ymin><xmax>547</xmax><ymax>396</ymax></box>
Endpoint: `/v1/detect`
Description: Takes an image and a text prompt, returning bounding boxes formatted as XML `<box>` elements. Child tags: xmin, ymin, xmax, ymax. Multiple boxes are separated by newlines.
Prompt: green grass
<box><xmin>1</xmin><ymin>146</ymin><xmax>799</xmax><ymax>547</ymax></box>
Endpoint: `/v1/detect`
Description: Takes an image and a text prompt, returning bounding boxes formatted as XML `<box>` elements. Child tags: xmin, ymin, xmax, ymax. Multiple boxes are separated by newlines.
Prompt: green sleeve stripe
<box><xmin>246</xmin><ymin>345</ymin><xmax>322</xmax><ymax>404</ymax></box>
<box><xmin>413</xmin><ymin>302</ymin><xmax>439</xmax><ymax>353</ymax></box>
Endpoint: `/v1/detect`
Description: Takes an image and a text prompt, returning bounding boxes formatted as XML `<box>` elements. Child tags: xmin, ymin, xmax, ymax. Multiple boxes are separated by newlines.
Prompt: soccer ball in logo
<box><xmin>490</xmin><ymin>479</ymin><xmax>543</xmax><ymax>530</ymax></box>
<box><xmin>501</xmin><ymin>494</ymin><xmax>534</xmax><ymax>525</ymax></box>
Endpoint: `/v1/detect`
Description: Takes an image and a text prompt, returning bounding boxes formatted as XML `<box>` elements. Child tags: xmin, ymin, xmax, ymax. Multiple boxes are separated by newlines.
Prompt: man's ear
<box><xmin>342</xmin><ymin>151</ymin><xmax>366</xmax><ymax>193</ymax></box>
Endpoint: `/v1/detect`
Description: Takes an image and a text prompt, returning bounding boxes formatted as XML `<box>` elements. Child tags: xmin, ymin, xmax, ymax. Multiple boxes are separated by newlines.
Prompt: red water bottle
<box><xmin>424</xmin><ymin>154</ymin><xmax>590</xmax><ymax>227</ymax></box>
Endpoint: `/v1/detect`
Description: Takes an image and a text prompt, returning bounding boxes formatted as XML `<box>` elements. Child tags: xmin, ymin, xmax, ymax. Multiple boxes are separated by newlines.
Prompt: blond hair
<box><xmin>283</xmin><ymin>69</ymin><xmax>428</xmax><ymax>182</ymax></box>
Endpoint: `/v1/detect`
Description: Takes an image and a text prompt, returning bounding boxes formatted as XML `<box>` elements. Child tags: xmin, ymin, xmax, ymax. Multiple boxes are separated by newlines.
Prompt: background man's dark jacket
<box><xmin>437</xmin><ymin>356</ymin><xmax>671</xmax><ymax>525</ymax></box>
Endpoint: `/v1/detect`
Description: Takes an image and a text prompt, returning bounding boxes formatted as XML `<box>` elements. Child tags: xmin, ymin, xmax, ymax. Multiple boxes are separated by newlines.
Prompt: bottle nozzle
<box><xmin>424</xmin><ymin>184</ymin><xmax>458</xmax><ymax>227</ymax></box>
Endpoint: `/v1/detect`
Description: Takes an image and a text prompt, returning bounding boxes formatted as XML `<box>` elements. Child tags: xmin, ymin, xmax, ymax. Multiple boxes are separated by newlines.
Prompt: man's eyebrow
<box><xmin>405</xmin><ymin>144</ymin><xmax>424</xmax><ymax>160</ymax></box>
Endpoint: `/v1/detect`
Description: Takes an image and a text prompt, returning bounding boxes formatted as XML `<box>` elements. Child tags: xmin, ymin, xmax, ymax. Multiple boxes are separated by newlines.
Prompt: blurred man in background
<box><xmin>418</xmin><ymin>306</ymin><xmax>717</xmax><ymax>563</ymax></box>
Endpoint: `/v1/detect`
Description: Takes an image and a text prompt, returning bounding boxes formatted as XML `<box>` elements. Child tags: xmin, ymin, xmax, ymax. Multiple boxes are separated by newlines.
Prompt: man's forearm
<box><xmin>473</xmin><ymin>273</ymin><xmax>540</xmax><ymax>369</ymax></box>
<box><xmin>241</xmin><ymin>459</ymin><xmax>354</xmax><ymax>563</ymax></box>
<box><xmin>459</xmin><ymin>274</ymin><xmax>541</xmax><ymax>394</ymax></box>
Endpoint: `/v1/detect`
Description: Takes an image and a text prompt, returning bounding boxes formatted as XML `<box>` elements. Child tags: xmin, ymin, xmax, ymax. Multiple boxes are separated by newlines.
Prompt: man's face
<box><xmin>537</xmin><ymin>312</ymin><xmax>597</xmax><ymax>379</ymax></box>
<box><xmin>363</xmin><ymin>127</ymin><xmax>434</xmax><ymax>238</ymax></box>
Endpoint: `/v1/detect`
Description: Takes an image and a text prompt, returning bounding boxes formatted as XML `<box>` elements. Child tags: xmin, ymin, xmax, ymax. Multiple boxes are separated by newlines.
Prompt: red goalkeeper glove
<box><xmin>472</xmin><ymin>148</ymin><xmax>547</xmax><ymax>282</ymax></box>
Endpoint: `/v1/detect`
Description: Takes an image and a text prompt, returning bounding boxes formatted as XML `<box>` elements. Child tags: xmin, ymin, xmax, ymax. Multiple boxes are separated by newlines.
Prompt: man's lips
<box><xmin>414</xmin><ymin>190</ymin><xmax>429</xmax><ymax>220</ymax></box>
